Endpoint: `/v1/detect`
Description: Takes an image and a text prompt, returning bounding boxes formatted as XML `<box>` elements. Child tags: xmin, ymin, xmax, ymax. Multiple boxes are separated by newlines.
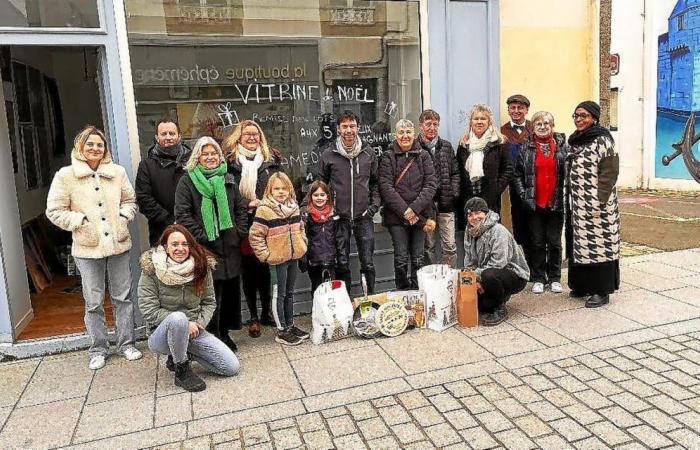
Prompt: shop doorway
<box><xmin>1</xmin><ymin>45</ymin><xmax>110</xmax><ymax>340</ymax></box>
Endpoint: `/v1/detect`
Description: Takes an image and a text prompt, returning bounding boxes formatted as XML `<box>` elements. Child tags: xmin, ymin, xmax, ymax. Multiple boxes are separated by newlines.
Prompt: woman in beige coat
<box><xmin>46</xmin><ymin>125</ymin><xmax>142</xmax><ymax>370</ymax></box>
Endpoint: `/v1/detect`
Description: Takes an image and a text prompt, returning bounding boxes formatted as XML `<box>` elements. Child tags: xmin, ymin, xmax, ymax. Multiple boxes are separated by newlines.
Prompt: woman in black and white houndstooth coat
<box><xmin>565</xmin><ymin>101</ymin><xmax>621</xmax><ymax>308</ymax></box>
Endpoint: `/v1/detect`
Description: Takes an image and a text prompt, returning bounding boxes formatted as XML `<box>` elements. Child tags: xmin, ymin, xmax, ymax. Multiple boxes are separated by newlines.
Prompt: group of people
<box><xmin>44</xmin><ymin>95</ymin><xmax>621</xmax><ymax>392</ymax></box>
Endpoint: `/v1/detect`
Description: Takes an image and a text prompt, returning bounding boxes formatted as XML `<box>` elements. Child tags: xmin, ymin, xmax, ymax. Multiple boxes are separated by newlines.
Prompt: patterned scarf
<box><xmin>188</xmin><ymin>163</ymin><xmax>233</xmax><ymax>241</ymax></box>
<box><xmin>335</xmin><ymin>135</ymin><xmax>364</xmax><ymax>160</ymax></box>
<box><xmin>267</xmin><ymin>196</ymin><xmax>299</xmax><ymax>218</ymax></box>
<box><xmin>151</xmin><ymin>245</ymin><xmax>195</xmax><ymax>286</ymax></box>
<box><xmin>309</xmin><ymin>203</ymin><xmax>333</xmax><ymax>224</ymax></box>
<box><xmin>236</xmin><ymin>144</ymin><xmax>264</xmax><ymax>201</ymax></box>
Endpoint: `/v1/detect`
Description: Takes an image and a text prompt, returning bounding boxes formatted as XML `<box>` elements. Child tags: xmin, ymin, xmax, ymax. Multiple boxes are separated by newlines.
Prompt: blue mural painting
<box><xmin>656</xmin><ymin>0</ymin><xmax>700</xmax><ymax>181</ymax></box>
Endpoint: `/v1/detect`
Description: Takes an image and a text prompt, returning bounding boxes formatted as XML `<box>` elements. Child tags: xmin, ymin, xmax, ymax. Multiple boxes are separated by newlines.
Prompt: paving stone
<box><xmin>594</xmin><ymin>350</ymin><xmax>618</xmax><ymax>359</ymax></box>
<box><xmin>647</xmin><ymin>394</ymin><xmax>690</xmax><ymax>415</ymax></box>
<box><xmin>302</xmin><ymin>429</ymin><xmax>333</xmax><ymax>449</ymax></box>
<box><xmin>332</xmin><ymin>433</ymin><xmax>367</xmax><ymax>450</ymax></box>
<box><xmin>599</xmin><ymin>406</ymin><xmax>643</xmax><ymax>427</ymax></box>
<box><xmin>269</xmin><ymin>418</ymin><xmax>295</xmax><ymax>431</ymax></box>
<box><xmin>555</xmin><ymin>375</ymin><xmax>588</xmax><ymax>393</ymax></box>
<box><xmin>411</xmin><ymin>405</ymin><xmax>445</xmax><ymax>427</ymax></box>
<box><xmin>627</xmin><ymin>424</ymin><xmax>673</xmax><ymax>449</ymax></box>
<box><xmin>182</xmin><ymin>436</ymin><xmax>211</xmax><ymax>450</ymax></box>
<box><xmin>470</xmin><ymin>376</ymin><xmax>493</xmax><ymax>386</ymax></box>
<box><xmin>428</xmin><ymin>393</ymin><xmax>462</xmax><ymax>413</ymax></box>
<box><xmin>493</xmin><ymin>397</ymin><xmax>529</xmax><ymax>419</ymax></box>
<box><xmin>656</xmin><ymin>381</ymin><xmax>695</xmax><ymax>400</ymax></box>
<box><xmin>425</xmin><ymin>422</ymin><xmax>461</xmax><ymax>447</ymax></box>
<box><xmin>632</xmin><ymin>342</ymin><xmax>657</xmax><ymax>351</ymax></box>
<box><xmin>475</xmin><ymin>410</ymin><xmax>513</xmax><ymax>433</ymax></box>
<box><xmin>637</xmin><ymin>357</ymin><xmax>673</xmax><ymax>372</ymax></box>
<box><xmin>348</xmin><ymin>401</ymin><xmax>378</xmax><ymax>420</ymax></box>
<box><xmin>444</xmin><ymin>409</ymin><xmax>478</xmax><ymax>430</ymax></box>
<box><xmin>613</xmin><ymin>442</ymin><xmax>648</xmax><ymax>450</ymax></box>
<box><xmin>397</xmin><ymin>391</ymin><xmax>430</xmax><ymax>410</ymax></box>
<box><xmin>443</xmin><ymin>443</ymin><xmax>471</xmax><ymax>450</ymax></box>
<box><xmin>242</xmin><ymin>424</ymin><xmax>271</xmax><ymax>446</ymax></box>
<box><xmin>573</xmin><ymin>436</ymin><xmax>609</xmax><ymax>450</ymax></box>
<box><xmin>513</xmin><ymin>367</ymin><xmax>538</xmax><ymax>377</ymax></box>
<box><xmin>0</xmin><ymin>398</ymin><xmax>82</xmax><ymax>450</ymax></box>
<box><xmin>444</xmin><ymin>380</ymin><xmax>478</xmax><ymax>398</ymax></box>
<box><xmin>422</xmin><ymin>386</ymin><xmax>446</xmax><ymax>396</ymax></box>
<box><xmin>513</xmin><ymin>415</ymin><xmax>551</xmax><ymax>438</ymax></box>
<box><xmin>588</xmin><ymin>421</ymin><xmax>632</xmax><ymax>446</ymax></box>
<box><xmin>392</xmin><ymin>422</ymin><xmax>425</xmax><ymax>444</ymax></box>
<box><xmin>575</xmin><ymin>354</ymin><xmax>608</xmax><ymax>369</ymax></box>
<box><xmin>326</xmin><ymin>415</ymin><xmax>357</xmax><ymax>437</ymax></box>
<box><xmin>652</xmin><ymin>338</ymin><xmax>687</xmax><ymax>352</ymax></box>
<box><xmin>637</xmin><ymin>408</ymin><xmax>683</xmax><ymax>432</ymax></box>
<box><xmin>562</xmin><ymin>403</ymin><xmax>604</xmax><ymax>425</ymax></box>
<box><xmin>476</xmin><ymin>383</ymin><xmax>510</xmax><ymax>402</ymax></box>
<box><xmin>246</xmin><ymin>443</ymin><xmax>273</xmax><ymax>450</ymax></box>
<box><xmin>271</xmin><ymin>427</ymin><xmax>303</xmax><ymax>450</ymax></box>
<box><xmin>460</xmin><ymin>395</ymin><xmax>495</xmax><ymax>414</ymax></box>
<box><xmin>586</xmin><ymin>378</ymin><xmax>624</xmax><ymax>397</ymax></box>
<box><xmin>403</xmin><ymin>440</ymin><xmax>436</xmax><ymax>450</ymax></box>
<box><xmin>646</xmin><ymin>348</ymin><xmax>681</xmax><ymax>362</ymax></box>
<box><xmin>628</xmin><ymin>368</ymin><xmax>669</xmax><ymax>385</ymax></box>
<box><xmin>610</xmin><ymin>392</ymin><xmax>652</xmax><ymax>413</ymax></box>
<box><xmin>663</xmin><ymin>369</ymin><xmax>699</xmax><ymax>387</ymax></box>
<box><xmin>527</xmin><ymin>400</ymin><xmax>566</xmax><ymax>421</ymax></box>
<box><xmin>566</xmin><ymin>365</ymin><xmax>600</xmax><ymax>382</ymax></box>
<box><xmin>535</xmin><ymin>434</ymin><xmax>574</xmax><ymax>450</ymax></box>
<box><xmin>494</xmin><ymin>428</ymin><xmax>536</xmax><ymax>450</ymax></box>
<box><xmin>573</xmin><ymin>389</ymin><xmax>614</xmax><ymax>409</ymax></box>
<box><xmin>490</xmin><ymin>371</ymin><xmax>524</xmax><ymax>388</ymax></box>
<box><xmin>371</xmin><ymin>396</ymin><xmax>397</xmax><ymax>408</ymax></box>
<box><xmin>616</xmin><ymin>347</ymin><xmax>648</xmax><ymax>360</ymax></box>
<box><xmin>556</xmin><ymin>358</ymin><xmax>579</xmax><ymax>368</ymax></box>
<box><xmin>377</xmin><ymin>405</ymin><xmax>411</xmax><ymax>426</ymax></box>
<box><xmin>618</xmin><ymin>379</ymin><xmax>659</xmax><ymax>398</ymax></box>
<box><xmin>296</xmin><ymin>412</ymin><xmax>326</xmax><ymax>433</ymax></box>
<box><xmin>522</xmin><ymin>375</ymin><xmax>556</xmax><ymax>391</ymax></box>
<box><xmin>508</xmin><ymin>385</ymin><xmax>543</xmax><ymax>404</ymax></box>
<box><xmin>74</xmin><ymin>393</ymin><xmax>155</xmax><ymax>443</ymax></box>
<box><xmin>542</xmin><ymin>388</ymin><xmax>577</xmax><ymax>407</ymax></box>
<box><xmin>460</xmin><ymin>427</ymin><xmax>498</xmax><ymax>450</ymax></box>
<box><xmin>668</xmin><ymin>428</ymin><xmax>700</xmax><ymax>449</ymax></box>
<box><xmin>549</xmin><ymin>418</ymin><xmax>591</xmax><ymax>442</ymax></box>
<box><xmin>670</xmin><ymin>358</ymin><xmax>700</xmax><ymax>375</ymax></box>
<box><xmin>358</xmin><ymin>417</ymin><xmax>390</xmax><ymax>441</ymax></box>
<box><xmin>365</xmin><ymin>435</ymin><xmax>400</xmax><ymax>449</ymax></box>
<box><xmin>596</xmin><ymin>365</ymin><xmax>632</xmax><ymax>382</ymax></box>
<box><xmin>214</xmin><ymin>440</ymin><xmax>242</xmax><ymax>450</ymax></box>
<box><xmin>211</xmin><ymin>429</ymin><xmax>241</xmax><ymax>445</ymax></box>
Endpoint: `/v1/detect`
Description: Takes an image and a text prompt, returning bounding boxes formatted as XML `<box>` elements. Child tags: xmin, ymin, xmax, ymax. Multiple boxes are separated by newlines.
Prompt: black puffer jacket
<box><xmin>174</xmin><ymin>173</ymin><xmax>249</xmax><ymax>280</ymax></box>
<box><xmin>305</xmin><ymin>212</ymin><xmax>339</xmax><ymax>267</ymax></box>
<box><xmin>227</xmin><ymin>150</ymin><xmax>283</xmax><ymax>230</ymax></box>
<box><xmin>513</xmin><ymin>133</ymin><xmax>568</xmax><ymax>212</ymax></box>
<box><xmin>135</xmin><ymin>142</ymin><xmax>192</xmax><ymax>245</ymax></box>
<box><xmin>378</xmin><ymin>141</ymin><xmax>438</xmax><ymax>227</ymax></box>
<box><xmin>456</xmin><ymin>140</ymin><xmax>513</xmax><ymax>230</ymax></box>
<box><xmin>419</xmin><ymin>137</ymin><xmax>460</xmax><ymax>213</ymax></box>
<box><xmin>319</xmin><ymin>140</ymin><xmax>380</xmax><ymax>220</ymax></box>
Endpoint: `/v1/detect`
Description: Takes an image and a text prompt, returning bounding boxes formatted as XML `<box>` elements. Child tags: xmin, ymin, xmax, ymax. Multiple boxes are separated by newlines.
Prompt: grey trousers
<box><xmin>74</xmin><ymin>251</ymin><xmax>135</xmax><ymax>357</ymax></box>
<box><xmin>424</xmin><ymin>212</ymin><xmax>457</xmax><ymax>267</ymax></box>
<box><xmin>148</xmin><ymin>312</ymin><xmax>240</xmax><ymax>376</ymax></box>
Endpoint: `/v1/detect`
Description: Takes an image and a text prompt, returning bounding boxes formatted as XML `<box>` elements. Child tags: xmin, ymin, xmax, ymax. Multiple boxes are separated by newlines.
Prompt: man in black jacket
<box><xmin>418</xmin><ymin>109</ymin><xmax>460</xmax><ymax>267</ymax></box>
<box><xmin>319</xmin><ymin>111</ymin><xmax>380</xmax><ymax>294</ymax></box>
<box><xmin>135</xmin><ymin>118</ymin><xmax>192</xmax><ymax>245</ymax></box>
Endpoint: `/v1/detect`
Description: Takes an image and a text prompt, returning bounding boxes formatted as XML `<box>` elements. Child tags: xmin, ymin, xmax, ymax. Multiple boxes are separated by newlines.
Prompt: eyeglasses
<box><xmin>572</xmin><ymin>113</ymin><xmax>591</xmax><ymax>120</ymax></box>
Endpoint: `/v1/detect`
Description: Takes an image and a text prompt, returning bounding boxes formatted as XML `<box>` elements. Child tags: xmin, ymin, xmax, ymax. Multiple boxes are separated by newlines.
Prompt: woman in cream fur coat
<box><xmin>46</xmin><ymin>125</ymin><xmax>142</xmax><ymax>370</ymax></box>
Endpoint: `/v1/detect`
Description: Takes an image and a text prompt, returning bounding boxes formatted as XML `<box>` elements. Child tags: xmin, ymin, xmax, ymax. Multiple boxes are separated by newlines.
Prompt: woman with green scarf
<box><xmin>175</xmin><ymin>136</ymin><xmax>249</xmax><ymax>352</ymax></box>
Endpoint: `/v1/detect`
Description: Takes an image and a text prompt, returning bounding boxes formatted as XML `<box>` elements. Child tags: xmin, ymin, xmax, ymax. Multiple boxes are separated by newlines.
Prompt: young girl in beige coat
<box><xmin>46</xmin><ymin>126</ymin><xmax>141</xmax><ymax>370</ymax></box>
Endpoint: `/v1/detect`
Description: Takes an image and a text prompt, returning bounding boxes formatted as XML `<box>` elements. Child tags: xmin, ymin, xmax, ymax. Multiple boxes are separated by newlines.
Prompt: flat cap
<box><xmin>506</xmin><ymin>94</ymin><xmax>530</xmax><ymax>107</ymax></box>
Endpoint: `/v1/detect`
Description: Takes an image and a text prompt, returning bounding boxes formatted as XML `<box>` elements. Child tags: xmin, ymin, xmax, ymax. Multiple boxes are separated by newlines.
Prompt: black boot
<box><xmin>585</xmin><ymin>294</ymin><xmax>609</xmax><ymax>308</ymax></box>
<box><xmin>174</xmin><ymin>360</ymin><xmax>206</xmax><ymax>392</ymax></box>
<box><xmin>166</xmin><ymin>355</ymin><xmax>175</xmax><ymax>372</ymax></box>
<box><xmin>220</xmin><ymin>333</ymin><xmax>238</xmax><ymax>352</ymax></box>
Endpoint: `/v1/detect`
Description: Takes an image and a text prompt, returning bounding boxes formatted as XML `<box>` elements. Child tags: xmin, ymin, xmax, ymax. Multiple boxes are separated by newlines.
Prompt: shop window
<box><xmin>610</xmin><ymin>88</ymin><xmax>619</xmax><ymax>131</ymax></box>
<box><xmin>0</xmin><ymin>0</ymin><xmax>99</xmax><ymax>28</ymax></box>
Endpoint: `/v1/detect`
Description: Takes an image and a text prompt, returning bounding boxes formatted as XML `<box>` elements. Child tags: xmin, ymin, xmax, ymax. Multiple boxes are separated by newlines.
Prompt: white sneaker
<box><xmin>123</xmin><ymin>347</ymin><xmax>143</xmax><ymax>361</ymax></box>
<box><xmin>532</xmin><ymin>282</ymin><xmax>545</xmax><ymax>294</ymax></box>
<box><xmin>550</xmin><ymin>282</ymin><xmax>563</xmax><ymax>293</ymax></box>
<box><xmin>89</xmin><ymin>355</ymin><xmax>106</xmax><ymax>370</ymax></box>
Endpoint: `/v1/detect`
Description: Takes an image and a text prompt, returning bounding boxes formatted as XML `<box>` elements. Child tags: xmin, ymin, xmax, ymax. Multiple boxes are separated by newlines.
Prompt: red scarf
<box><xmin>534</xmin><ymin>134</ymin><xmax>557</xmax><ymax>209</ymax></box>
<box><xmin>309</xmin><ymin>203</ymin><xmax>333</xmax><ymax>224</ymax></box>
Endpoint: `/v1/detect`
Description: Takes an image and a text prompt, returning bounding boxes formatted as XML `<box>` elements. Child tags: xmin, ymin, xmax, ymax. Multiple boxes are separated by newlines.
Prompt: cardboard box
<box><xmin>456</xmin><ymin>271</ymin><xmax>479</xmax><ymax>327</ymax></box>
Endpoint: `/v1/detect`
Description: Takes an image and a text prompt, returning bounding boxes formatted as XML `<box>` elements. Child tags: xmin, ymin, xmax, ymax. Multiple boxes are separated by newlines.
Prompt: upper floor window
<box><xmin>0</xmin><ymin>0</ymin><xmax>99</xmax><ymax>28</ymax></box>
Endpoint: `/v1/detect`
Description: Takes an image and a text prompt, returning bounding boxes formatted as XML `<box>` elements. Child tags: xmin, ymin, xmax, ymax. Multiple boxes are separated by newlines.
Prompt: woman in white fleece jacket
<box><xmin>46</xmin><ymin>125</ymin><xmax>142</xmax><ymax>370</ymax></box>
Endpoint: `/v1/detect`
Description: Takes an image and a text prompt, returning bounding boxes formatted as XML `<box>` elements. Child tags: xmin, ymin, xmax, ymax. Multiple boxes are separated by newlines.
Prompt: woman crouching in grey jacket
<box><xmin>139</xmin><ymin>224</ymin><xmax>240</xmax><ymax>392</ymax></box>
<box><xmin>464</xmin><ymin>197</ymin><xmax>530</xmax><ymax>326</ymax></box>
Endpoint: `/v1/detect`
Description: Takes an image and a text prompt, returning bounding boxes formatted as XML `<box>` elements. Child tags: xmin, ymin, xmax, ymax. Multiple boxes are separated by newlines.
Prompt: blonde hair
<box><xmin>264</xmin><ymin>172</ymin><xmax>296</xmax><ymax>201</ymax></box>
<box><xmin>224</xmin><ymin>120</ymin><xmax>272</xmax><ymax>162</ymax></box>
<box><xmin>459</xmin><ymin>104</ymin><xmax>505</xmax><ymax>146</ymax></box>
<box><xmin>72</xmin><ymin>125</ymin><xmax>112</xmax><ymax>163</ymax></box>
<box><xmin>184</xmin><ymin>136</ymin><xmax>225</xmax><ymax>172</ymax></box>
<box><xmin>531</xmin><ymin>111</ymin><xmax>555</xmax><ymax>128</ymax></box>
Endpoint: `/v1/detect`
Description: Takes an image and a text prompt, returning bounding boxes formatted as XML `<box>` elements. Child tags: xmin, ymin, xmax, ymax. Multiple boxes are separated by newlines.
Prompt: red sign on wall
<box><xmin>611</xmin><ymin>53</ymin><xmax>620</xmax><ymax>76</ymax></box>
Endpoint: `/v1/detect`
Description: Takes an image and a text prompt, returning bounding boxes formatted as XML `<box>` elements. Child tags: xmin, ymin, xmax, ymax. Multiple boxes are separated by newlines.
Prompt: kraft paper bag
<box><xmin>456</xmin><ymin>270</ymin><xmax>479</xmax><ymax>327</ymax></box>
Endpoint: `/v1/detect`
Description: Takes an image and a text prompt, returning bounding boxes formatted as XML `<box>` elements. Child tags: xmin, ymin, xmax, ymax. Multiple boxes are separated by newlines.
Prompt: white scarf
<box><xmin>465</xmin><ymin>127</ymin><xmax>498</xmax><ymax>182</ymax></box>
<box><xmin>237</xmin><ymin>144</ymin><xmax>264</xmax><ymax>202</ymax></box>
<box><xmin>151</xmin><ymin>245</ymin><xmax>195</xmax><ymax>286</ymax></box>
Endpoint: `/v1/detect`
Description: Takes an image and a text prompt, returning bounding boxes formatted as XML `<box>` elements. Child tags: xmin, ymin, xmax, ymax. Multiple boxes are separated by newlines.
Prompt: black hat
<box><xmin>506</xmin><ymin>94</ymin><xmax>530</xmax><ymax>107</ymax></box>
<box><xmin>575</xmin><ymin>101</ymin><xmax>601</xmax><ymax>121</ymax></box>
<box><xmin>465</xmin><ymin>197</ymin><xmax>489</xmax><ymax>214</ymax></box>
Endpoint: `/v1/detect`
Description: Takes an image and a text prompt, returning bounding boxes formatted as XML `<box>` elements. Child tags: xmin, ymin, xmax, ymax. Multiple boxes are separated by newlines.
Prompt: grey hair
<box><xmin>531</xmin><ymin>111</ymin><xmax>555</xmax><ymax>128</ymax></box>
<box><xmin>394</xmin><ymin>118</ymin><xmax>415</xmax><ymax>132</ymax></box>
<box><xmin>184</xmin><ymin>136</ymin><xmax>225</xmax><ymax>172</ymax></box>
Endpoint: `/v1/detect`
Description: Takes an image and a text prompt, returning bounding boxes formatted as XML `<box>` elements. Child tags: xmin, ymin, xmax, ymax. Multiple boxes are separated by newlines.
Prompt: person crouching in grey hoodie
<box><xmin>464</xmin><ymin>197</ymin><xmax>530</xmax><ymax>326</ymax></box>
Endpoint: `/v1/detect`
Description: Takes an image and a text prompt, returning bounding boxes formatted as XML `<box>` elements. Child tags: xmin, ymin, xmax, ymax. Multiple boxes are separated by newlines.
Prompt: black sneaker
<box><xmin>288</xmin><ymin>325</ymin><xmax>310</xmax><ymax>340</ymax></box>
<box><xmin>481</xmin><ymin>307</ymin><xmax>508</xmax><ymax>327</ymax></box>
<box><xmin>174</xmin><ymin>360</ymin><xmax>206</xmax><ymax>392</ymax></box>
<box><xmin>275</xmin><ymin>329</ymin><xmax>302</xmax><ymax>346</ymax></box>
<box><xmin>585</xmin><ymin>294</ymin><xmax>610</xmax><ymax>308</ymax></box>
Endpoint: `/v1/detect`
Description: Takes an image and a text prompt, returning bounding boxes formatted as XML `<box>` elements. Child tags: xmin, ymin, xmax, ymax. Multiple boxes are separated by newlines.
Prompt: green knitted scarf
<box><xmin>189</xmin><ymin>163</ymin><xmax>233</xmax><ymax>241</ymax></box>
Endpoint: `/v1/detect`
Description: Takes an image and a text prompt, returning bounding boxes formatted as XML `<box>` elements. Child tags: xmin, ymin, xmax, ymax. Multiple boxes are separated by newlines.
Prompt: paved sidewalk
<box><xmin>1</xmin><ymin>249</ymin><xmax>700</xmax><ymax>449</ymax></box>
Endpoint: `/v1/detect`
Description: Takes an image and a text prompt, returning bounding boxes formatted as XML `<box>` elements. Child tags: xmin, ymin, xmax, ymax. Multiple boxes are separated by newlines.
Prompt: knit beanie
<box><xmin>575</xmin><ymin>101</ymin><xmax>601</xmax><ymax>121</ymax></box>
<box><xmin>465</xmin><ymin>197</ymin><xmax>489</xmax><ymax>214</ymax></box>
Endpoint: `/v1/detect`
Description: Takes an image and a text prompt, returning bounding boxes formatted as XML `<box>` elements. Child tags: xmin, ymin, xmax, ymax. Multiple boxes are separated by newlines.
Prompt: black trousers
<box><xmin>527</xmin><ymin>208</ymin><xmax>564</xmax><ymax>284</ymax></box>
<box><xmin>388</xmin><ymin>225</ymin><xmax>426</xmax><ymax>290</ymax></box>
<box><xmin>308</xmin><ymin>264</ymin><xmax>335</xmax><ymax>296</ymax></box>
<box><xmin>241</xmin><ymin>254</ymin><xmax>271</xmax><ymax>321</ymax></box>
<box><xmin>479</xmin><ymin>268</ymin><xmax>527</xmax><ymax>313</ymax></box>
<box><xmin>207</xmin><ymin>276</ymin><xmax>241</xmax><ymax>337</ymax></box>
<box><xmin>336</xmin><ymin>216</ymin><xmax>376</xmax><ymax>295</ymax></box>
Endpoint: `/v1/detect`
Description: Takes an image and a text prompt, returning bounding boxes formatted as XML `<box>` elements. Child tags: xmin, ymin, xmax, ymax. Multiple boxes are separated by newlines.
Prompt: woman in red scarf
<box><xmin>302</xmin><ymin>180</ymin><xmax>340</xmax><ymax>294</ymax></box>
<box><xmin>513</xmin><ymin>111</ymin><xmax>568</xmax><ymax>294</ymax></box>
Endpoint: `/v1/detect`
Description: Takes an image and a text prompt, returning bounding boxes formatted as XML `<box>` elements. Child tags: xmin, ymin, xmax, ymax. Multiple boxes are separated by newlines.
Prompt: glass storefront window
<box><xmin>0</xmin><ymin>1</ymin><xmax>99</xmax><ymax>28</ymax></box>
<box><xmin>124</xmin><ymin>0</ymin><xmax>422</xmax><ymax>189</ymax></box>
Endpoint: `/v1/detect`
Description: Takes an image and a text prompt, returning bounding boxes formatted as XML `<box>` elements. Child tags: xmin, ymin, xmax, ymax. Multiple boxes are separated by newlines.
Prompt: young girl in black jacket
<box><xmin>303</xmin><ymin>180</ymin><xmax>340</xmax><ymax>294</ymax></box>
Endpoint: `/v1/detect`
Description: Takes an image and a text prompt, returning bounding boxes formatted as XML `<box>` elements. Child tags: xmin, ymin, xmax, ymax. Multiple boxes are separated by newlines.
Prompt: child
<box><xmin>249</xmin><ymin>172</ymin><xmax>309</xmax><ymax>345</ymax></box>
<box><xmin>302</xmin><ymin>180</ymin><xmax>339</xmax><ymax>294</ymax></box>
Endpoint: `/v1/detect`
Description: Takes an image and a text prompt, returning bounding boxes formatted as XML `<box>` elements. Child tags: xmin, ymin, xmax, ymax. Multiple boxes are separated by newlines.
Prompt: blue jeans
<box><xmin>270</xmin><ymin>261</ymin><xmax>298</xmax><ymax>330</ymax></box>
<box><xmin>388</xmin><ymin>225</ymin><xmax>426</xmax><ymax>290</ymax></box>
<box><xmin>148</xmin><ymin>312</ymin><xmax>239</xmax><ymax>376</ymax></box>
<box><xmin>336</xmin><ymin>216</ymin><xmax>376</xmax><ymax>294</ymax></box>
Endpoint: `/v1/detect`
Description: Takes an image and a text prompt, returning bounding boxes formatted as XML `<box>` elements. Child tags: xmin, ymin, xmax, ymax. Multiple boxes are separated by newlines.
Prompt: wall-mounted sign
<box><xmin>610</xmin><ymin>53</ymin><xmax>620</xmax><ymax>76</ymax></box>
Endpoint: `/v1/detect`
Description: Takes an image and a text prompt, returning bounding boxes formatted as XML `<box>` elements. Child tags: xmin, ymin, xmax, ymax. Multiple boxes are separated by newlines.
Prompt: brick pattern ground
<box><xmin>159</xmin><ymin>333</ymin><xmax>700</xmax><ymax>450</ymax></box>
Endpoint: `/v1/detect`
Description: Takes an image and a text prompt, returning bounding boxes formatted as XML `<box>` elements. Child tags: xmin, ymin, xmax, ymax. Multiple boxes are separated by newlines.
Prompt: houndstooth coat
<box><xmin>566</xmin><ymin>135</ymin><xmax>621</xmax><ymax>265</ymax></box>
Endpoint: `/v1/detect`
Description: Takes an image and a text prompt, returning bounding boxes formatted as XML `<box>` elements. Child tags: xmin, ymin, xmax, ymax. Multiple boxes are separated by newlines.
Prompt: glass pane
<box><xmin>0</xmin><ymin>0</ymin><xmax>99</xmax><ymax>28</ymax></box>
